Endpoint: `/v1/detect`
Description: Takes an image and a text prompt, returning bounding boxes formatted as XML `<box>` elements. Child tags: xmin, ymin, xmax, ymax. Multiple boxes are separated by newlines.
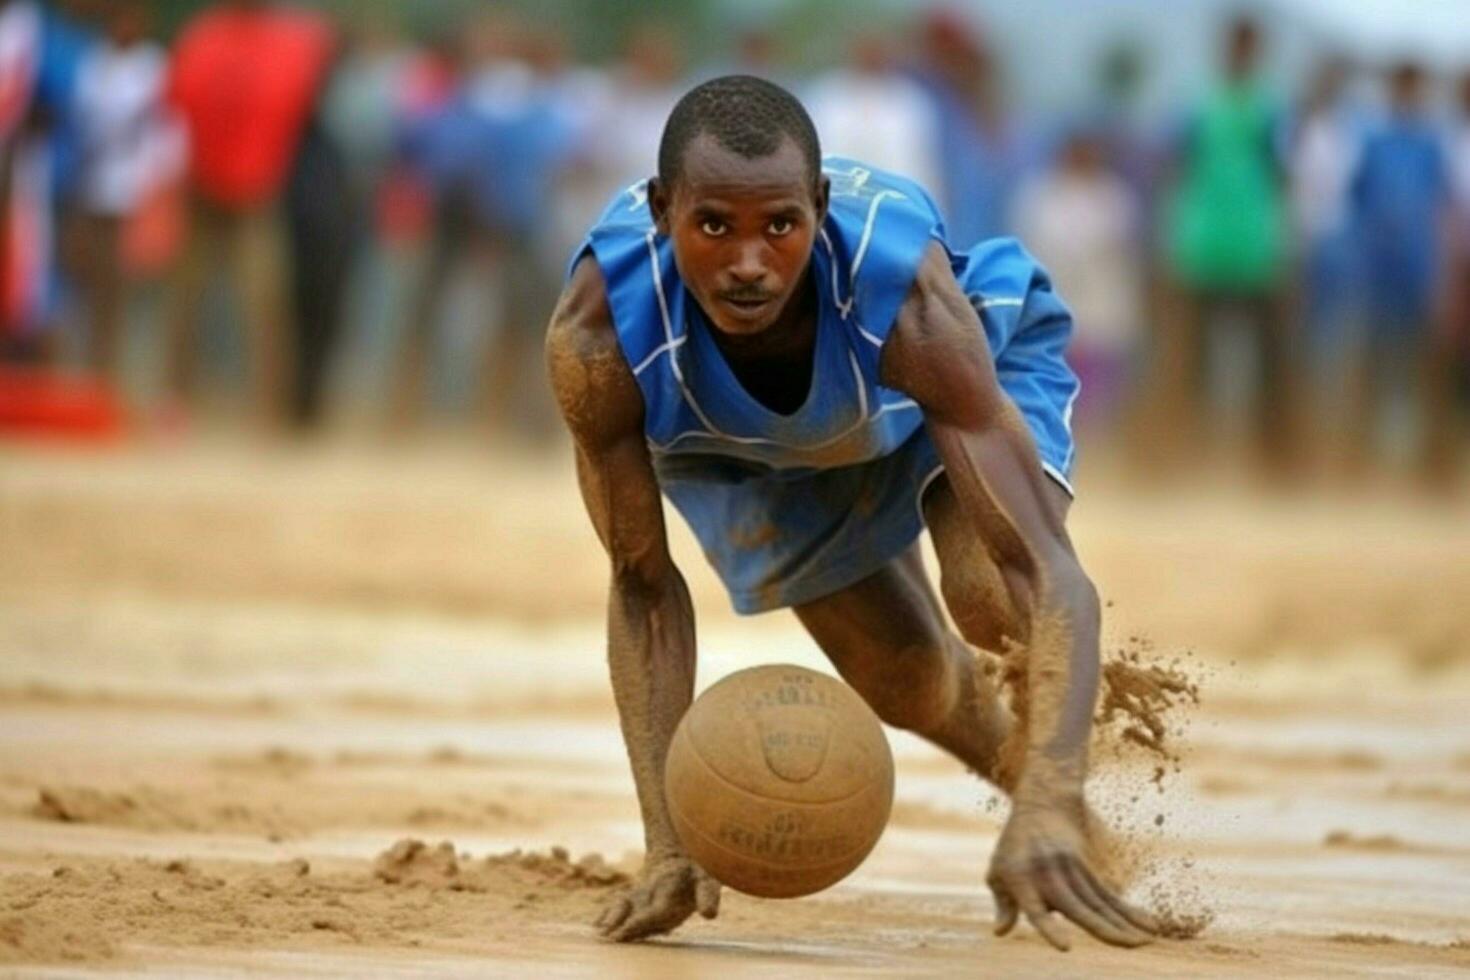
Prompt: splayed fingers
<box><xmin>989</xmin><ymin>854</ymin><xmax>1156</xmax><ymax>950</ymax></box>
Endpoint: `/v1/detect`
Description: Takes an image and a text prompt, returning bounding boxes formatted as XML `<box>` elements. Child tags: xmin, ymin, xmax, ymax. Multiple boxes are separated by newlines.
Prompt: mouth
<box><xmin>718</xmin><ymin>296</ymin><xmax>775</xmax><ymax>321</ymax></box>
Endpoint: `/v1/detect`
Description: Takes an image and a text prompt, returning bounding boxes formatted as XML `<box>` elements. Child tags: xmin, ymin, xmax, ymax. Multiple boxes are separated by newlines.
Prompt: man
<box><xmin>1349</xmin><ymin>61</ymin><xmax>1456</xmax><ymax>483</ymax></box>
<box><xmin>1159</xmin><ymin>15</ymin><xmax>1292</xmax><ymax>472</ymax></box>
<box><xmin>164</xmin><ymin>0</ymin><xmax>332</xmax><ymax>427</ymax></box>
<box><xmin>546</xmin><ymin>76</ymin><xmax>1156</xmax><ymax>951</ymax></box>
<box><xmin>1011</xmin><ymin>124</ymin><xmax>1143</xmax><ymax>433</ymax></box>
<box><xmin>72</xmin><ymin>0</ymin><xmax>171</xmax><ymax>378</ymax></box>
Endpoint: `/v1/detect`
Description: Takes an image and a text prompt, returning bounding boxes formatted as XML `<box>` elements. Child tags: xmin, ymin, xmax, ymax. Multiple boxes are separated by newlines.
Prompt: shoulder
<box><xmin>884</xmin><ymin>236</ymin><xmax>1067</xmax><ymax>380</ymax></box>
<box><xmin>888</xmin><ymin>237</ymin><xmax>1052</xmax><ymax>341</ymax></box>
<box><xmin>962</xmin><ymin>237</ymin><xmax>1056</xmax><ymax>306</ymax></box>
<box><xmin>585</xmin><ymin>179</ymin><xmax>658</xmax><ymax>240</ymax></box>
<box><xmin>546</xmin><ymin>257</ymin><xmax>644</xmax><ymax>448</ymax></box>
<box><xmin>890</xmin><ymin>241</ymin><xmax>985</xmax><ymax>346</ymax></box>
<box><xmin>820</xmin><ymin>158</ymin><xmax>948</xmax><ymax>354</ymax></box>
<box><xmin>884</xmin><ymin>243</ymin><xmax>992</xmax><ymax>375</ymax></box>
<box><xmin>571</xmin><ymin>179</ymin><xmax>661</xmax><ymax>305</ymax></box>
<box><xmin>822</xmin><ymin>157</ymin><xmax>945</xmax><ymax>230</ymax></box>
<box><xmin>880</xmin><ymin>242</ymin><xmax>1009</xmax><ymax>425</ymax></box>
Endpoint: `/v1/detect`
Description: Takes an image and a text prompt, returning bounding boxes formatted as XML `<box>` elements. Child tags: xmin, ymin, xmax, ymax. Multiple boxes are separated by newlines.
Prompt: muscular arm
<box><xmin>546</xmin><ymin>258</ymin><xmax>716</xmax><ymax>939</ymax></box>
<box><xmin>882</xmin><ymin>244</ymin><xmax>1153</xmax><ymax>950</ymax></box>
<box><xmin>882</xmin><ymin>243</ymin><xmax>1097</xmax><ymax>808</ymax></box>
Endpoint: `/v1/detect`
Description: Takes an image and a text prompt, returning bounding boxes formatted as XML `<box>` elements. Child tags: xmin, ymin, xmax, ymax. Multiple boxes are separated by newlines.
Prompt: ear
<box><xmin>813</xmin><ymin>174</ymin><xmax>831</xmax><ymax>226</ymax></box>
<box><xmin>647</xmin><ymin>176</ymin><xmax>671</xmax><ymax>235</ymax></box>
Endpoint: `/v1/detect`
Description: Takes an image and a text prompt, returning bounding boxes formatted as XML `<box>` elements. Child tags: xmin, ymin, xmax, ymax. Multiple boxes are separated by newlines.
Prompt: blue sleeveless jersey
<box><xmin>573</xmin><ymin>157</ymin><xmax>1078</xmax><ymax>614</ymax></box>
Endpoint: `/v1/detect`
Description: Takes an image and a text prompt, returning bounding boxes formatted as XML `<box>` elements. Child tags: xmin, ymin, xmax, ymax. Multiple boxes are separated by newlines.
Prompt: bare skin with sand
<box><xmin>547</xmin><ymin>130</ymin><xmax>1154</xmax><ymax>949</ymax></box>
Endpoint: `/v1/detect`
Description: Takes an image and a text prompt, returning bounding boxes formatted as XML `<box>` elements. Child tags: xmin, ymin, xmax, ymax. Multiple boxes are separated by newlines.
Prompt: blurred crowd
<box><xmin>1</xmin><ymin>0</ymin><xmax>1468</xmax><ymax>484</ymax></box>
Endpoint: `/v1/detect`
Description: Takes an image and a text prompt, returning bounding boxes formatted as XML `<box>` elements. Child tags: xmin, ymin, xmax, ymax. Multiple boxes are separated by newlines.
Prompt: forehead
<box><xmin>674</xmin><ymin>132</ymin><xmax>812</xmax><ymax>206</ymax></box>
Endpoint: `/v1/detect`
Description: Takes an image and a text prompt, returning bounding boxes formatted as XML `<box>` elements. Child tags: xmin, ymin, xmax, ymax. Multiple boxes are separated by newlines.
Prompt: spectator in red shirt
<box><xmin>163</xmin><ymin>0</ymin><xmax>332</xmax><ymax>428</ymax></box>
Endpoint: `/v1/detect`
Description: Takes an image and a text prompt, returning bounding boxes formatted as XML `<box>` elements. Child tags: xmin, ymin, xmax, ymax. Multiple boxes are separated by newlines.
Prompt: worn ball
<box><xmin>664</xmin><ymin>664</ymin><xmax>895</xmax><ymax>898</ymax></box>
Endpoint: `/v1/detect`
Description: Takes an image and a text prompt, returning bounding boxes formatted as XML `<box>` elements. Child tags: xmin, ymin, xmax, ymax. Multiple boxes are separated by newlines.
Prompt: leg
<box><xmin>81</xmin><ymin>213</ymin><xmax>124</xmax><ymax>377</ymax></box>
<box><xmin>164</xmin><ymin>197</ymin><xmax>217</xmax><ymax>406</ymax></box>
<box><xmin>487</xmin><ymin>237</ymin><xmax>559</xmax><ymax>439</ymax></box>
<box><xmin>1346</xmin><ymin>328</ymin><xmax>1388</xmax><ymax>476</ymax></box>
<box><xmin>387</xmin><ymin>199</ymin><xmax>459</xmax><ymax>431</ymax></box>
<box><xmin>793</xmin><ymin>545</ymin><xmax>1015</xmax><ymax>789</ymax></box>
<box><xmin>1420</xmin><ymin>330</ymin><xmax>1462</xmax><ymax>488</ymax></box>
<box><xmin>235</xmin><ymin>207</ymin><xmax>293</xmax><ymax>429</ymax></box>
<box><xmin>1149</xmin><ymin>284</ymin><xmax>1207</xmax><ymax>467</ymax></box>
<box><xmin>287</xmin><ymin>192</ymin><xmax>355</xmax><ymax>428</ymax></box>
<box><xmin>1252</xmin><ymin>288</ymin><xmax>1298</xmax><ymax>476</ymax></box>
<box><xmin>477</xmin><ymin>236</ymin><xmax>517</xmax><ymax>433</ymax></box>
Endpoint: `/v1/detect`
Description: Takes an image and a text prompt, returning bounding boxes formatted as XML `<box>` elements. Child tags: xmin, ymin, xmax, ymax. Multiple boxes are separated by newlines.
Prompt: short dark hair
<box><xmin>657</xmin><ymin>75</ymin><xmax>821</xmax><ymax>190</ymax></box>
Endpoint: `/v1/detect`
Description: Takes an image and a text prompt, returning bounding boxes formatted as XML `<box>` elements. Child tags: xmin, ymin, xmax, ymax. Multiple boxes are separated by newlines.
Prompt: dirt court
<box><xmin>1</xmin><ymin>438</ymin><xmax>1467</xmax><ymax>978</ymax></box>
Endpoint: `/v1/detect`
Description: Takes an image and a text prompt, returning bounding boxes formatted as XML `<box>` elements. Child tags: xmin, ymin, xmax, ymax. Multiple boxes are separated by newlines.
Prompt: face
<box><xmin>650</xmin><ymin>134</ymin><xmax>829</xmax><ymax>338</ymax></box>
<box><xmin>1390</xmin><ymin>66</ymin><xmax>1426</xmax><ymax>112</ymax></box>
<box><xmin>1225</xmin><ymin>22</ymin><xmax>1260</xmax><ymax>80</ymax></box>
<box><xmin>110</xmin><ymin>4</ymin><xmax>147</xmax><ymax>46</ymax></box>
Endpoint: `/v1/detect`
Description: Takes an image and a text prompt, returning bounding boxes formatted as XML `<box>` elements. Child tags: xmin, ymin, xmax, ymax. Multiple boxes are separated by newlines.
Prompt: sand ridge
<box><xmin>0</xmin><ymin>841</ymin><xmax>627</xmax><ymax>966</ymax></box>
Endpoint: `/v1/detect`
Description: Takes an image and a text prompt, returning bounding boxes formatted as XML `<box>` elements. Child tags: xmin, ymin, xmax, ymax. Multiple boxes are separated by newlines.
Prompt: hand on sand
<box><xmin>987</xmin><ymin>803</ymin><xmax>1158</xmax><ymax>950</ymax></box>
<box><xmin>596</xmin><ymin>854</ymin><xmax>721</xmax><ymax>942</ymax></box>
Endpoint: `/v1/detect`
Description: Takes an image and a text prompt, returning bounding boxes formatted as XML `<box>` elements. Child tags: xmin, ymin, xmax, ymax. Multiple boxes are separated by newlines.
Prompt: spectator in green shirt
<box><xmin>1155</xmin><ymin>15</ymin><xmax>1295</xmax><ymax>475</ymax></box>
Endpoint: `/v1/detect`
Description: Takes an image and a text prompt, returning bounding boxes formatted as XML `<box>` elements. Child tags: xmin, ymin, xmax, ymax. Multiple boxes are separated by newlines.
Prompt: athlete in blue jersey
<box><xmin>546</xmin><ymin>76</ymin><xmax>1156</xmax><ymax>950</ymax></box>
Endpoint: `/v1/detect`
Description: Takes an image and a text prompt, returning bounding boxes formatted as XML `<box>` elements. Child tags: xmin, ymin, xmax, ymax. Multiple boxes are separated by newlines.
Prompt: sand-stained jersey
<box><xmin>571</xmin><ymin>157</ymin><xmax>1079</xmax><ymax>614</ymax></box>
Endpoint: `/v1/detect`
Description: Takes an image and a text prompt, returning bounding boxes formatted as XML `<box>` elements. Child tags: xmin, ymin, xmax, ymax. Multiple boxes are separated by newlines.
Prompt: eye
<box><xmin>699</xmin><ymin>218</ymin><xmax>727</xmax><ymax>237</ymax></box>
<box><xmin>767</xmin><ymin>217</ymin><xmax>795</xmax><ymax>236</ymax></box>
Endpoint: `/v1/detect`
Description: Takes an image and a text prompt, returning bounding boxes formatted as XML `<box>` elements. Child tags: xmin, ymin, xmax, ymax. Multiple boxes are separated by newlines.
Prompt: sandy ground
<box><xmin>1</xmin><ymin>437</ymin><xmax>1468</xmax><ymax>978</ymax></box>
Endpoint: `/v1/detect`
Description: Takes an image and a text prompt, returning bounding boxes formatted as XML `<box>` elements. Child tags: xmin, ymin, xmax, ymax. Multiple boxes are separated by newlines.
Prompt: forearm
<box><xmin>931</xmin><ymin>419</ymin><xmax>1099</xmax><ymax>808</ymax></box>
<box><xmin>1011</xmin><ymin>557</ymin><xmax>1100</xmax><ymax>812</ymax></box>
<box><xmin>607</xmin><ymin>567</ymin><xmax>697</xmax><ymax>858</ymax></box>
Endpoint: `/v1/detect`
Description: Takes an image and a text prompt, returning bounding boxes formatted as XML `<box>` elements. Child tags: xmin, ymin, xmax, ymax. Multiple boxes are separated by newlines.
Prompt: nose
<box><xmin>727</xmin><ymin>240</ymin><xmax>770</xmax><ymax>286</ymax></box>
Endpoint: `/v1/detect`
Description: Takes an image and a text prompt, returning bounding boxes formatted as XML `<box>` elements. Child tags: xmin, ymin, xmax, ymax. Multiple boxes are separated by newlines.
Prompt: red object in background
<box><xmin>0</xmin><ymin>368</ymin><xmax>126</xmax><ymax>441</ymax></box>
<box><xmin>167</xmin><ymin>5</ymin><xmax>333</xmax><ymax>209</ymax></box>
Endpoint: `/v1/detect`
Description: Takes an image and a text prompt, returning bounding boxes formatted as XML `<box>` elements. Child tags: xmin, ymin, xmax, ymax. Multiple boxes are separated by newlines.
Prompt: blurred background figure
<box><xmin>0</xmin><ymin>0</ymin><xmax>1460</xmax><ymax>487</ymax></box>
<box><xmin>805</xmin><ymin>31</ymin><xmax>940</xmax><ymax>193</ymax></box>
<box><xmin>1449</xmin><ymin>71</ymin><xmax>1470</xmax><ymax>474</ymax></box>
<box><xmin>163</xmin><ymin>0</ymin><xmax>332</xmax><ymax>430</ymax></box>
<box><xmin>0</xmin><ymin>0</ymin><xmax>50</xmax><ymax>361</ymax></box>
<box><xmin>590</xmin><ymin>22</ymin><xmax>684</xmax><ymax>200</ymax></box>
<box><xmin>469</xmin><ymin>20</ymin><xmax>576</xmax><ymax>439</ymax></box>
<box><xmin>1157</xmin><ymin>14</ymin><xmax>1293</xmax><ymax>475</ymax></box>
<box><xmin>1347</xmin><ymin>60</ymin><xmax>1455</xmax><ymax>483</ymax></box>
<box><xmin>912</xmin><ymin>9</ymin><xmax>1026</xmax><ymax>249</ymax></box>
<box><xmin>284</xmin><ymin>64</ymin><xmax>352</xmax><ymax>432</ymax></box>
<box><xmin>730</xmin><ymin>25</ymin><xmax>786</xmax><ymax>84</ymax></box>
<box><xmin>384</xmin><ymin>22</ymin><xmax>485</xmax><ymax>433</ymax></box>
<box><xmin>1286</xmin><ymin>55</ymin><xmax>1359</xmax><ymax>447</ymax></box>
<box><xmin>1091</xmin><ymin>40</ymin><xmax>1154</xmax><ymax>202</ymax></box>
<box><xmin>388</xmin><ymin>14</ymin><xmax>576</xmax><ymax>439</ymax></box>
<box><xmin>1012</xmin><ymin>124</ymin><xmax>1143</xmax><ymax>437</ymax></box>
<box><xmin>314</xmin><ymin>13</ymin><xmax>411</xmax><ymax>426</ymax></box>
<box><xmin>71</xmin><ymin>0</ymin><xmax>177</xmax><ymax>383</ymax></box>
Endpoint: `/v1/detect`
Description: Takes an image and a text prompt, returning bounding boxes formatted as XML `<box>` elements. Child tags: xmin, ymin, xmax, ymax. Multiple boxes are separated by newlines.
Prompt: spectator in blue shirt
<box><xmin>1352</xmin><ymin>61</ymin><xmax>1448</xmax><ymax>339</ymax></box>
<box><xmin>1348</xmin><ymin>60</ymin><xmax>1457</xmax><ymax>483</ymax></box>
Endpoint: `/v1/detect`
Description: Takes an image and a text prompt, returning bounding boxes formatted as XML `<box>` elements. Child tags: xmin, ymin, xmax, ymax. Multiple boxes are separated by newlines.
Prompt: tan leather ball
<box><xmin>664</xmin><ymin>664</ymin><xmax>895</xmax><ymax>898</ymax></box>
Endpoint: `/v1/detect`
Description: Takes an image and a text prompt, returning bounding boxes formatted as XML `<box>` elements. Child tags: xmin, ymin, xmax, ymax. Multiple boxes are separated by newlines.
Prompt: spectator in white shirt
<box><xmin>1012</xmin><ymin>126</ymin><xmax>1143</xmax><ymax>432</ymax></box>
<box><xmin>805</xmin><ymin>33</ymin><xmax>941</xmax><ymax>193</ymax></box>
<box><xmin>72</xmin><ymin>0</ymin><xmax>180</xmax><ymax>377</ymax></box>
